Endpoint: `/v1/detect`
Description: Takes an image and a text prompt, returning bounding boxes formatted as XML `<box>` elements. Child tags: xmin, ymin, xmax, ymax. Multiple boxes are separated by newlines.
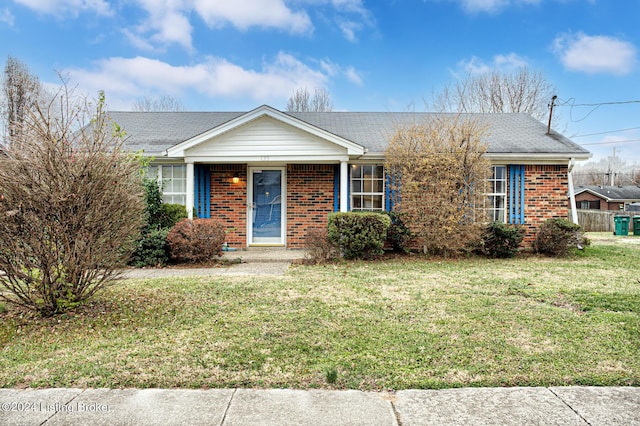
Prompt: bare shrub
<box><xmin>0</xmin><ymin>88</ymin><xmax>145</xmax><ymax>317</ymax></box>
<box><xmin>167</xmin><ymin>219</ymin><xmax>226</xmax><ymax>263</ymax></box>
<box><xmin>386</xmin><ymin>114</ymin><xmax>491</xmax><ymax>255</ymax></box>
<box><xmin>304</xmin><ymin>227</ymin><xmax>337</xmax><ymax>263</ymax></box>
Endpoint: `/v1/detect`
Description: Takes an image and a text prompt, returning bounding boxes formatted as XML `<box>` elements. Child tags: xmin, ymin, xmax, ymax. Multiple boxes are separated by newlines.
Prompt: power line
<box><xmin>579</xmin><ymin>138</ymin><xmax>640</xmax><ymax>146</ymax></box>
<box><xmin>556</xmin><ymin>97</ymin><xmax>640</xmax><ymax>123</ymax></box>
<box><xmin>573</xmin><ymin>126</ymin><xmax>640</xmax><ymax>138</ymax></box>
<box><xmin>562</xmin><ymin>100</ymin><xmax>640</xmax><ymax>107</ymax></box>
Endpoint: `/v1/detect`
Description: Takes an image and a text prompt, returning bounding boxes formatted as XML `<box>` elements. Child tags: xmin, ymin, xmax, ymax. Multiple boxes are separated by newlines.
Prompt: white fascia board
<box><xmin>486</xmin><ymin>152</ymin><xmax>592</xmax><ymax>164</ymax></box>
<box><xmin>151</xmin><ymin>156</ymin><xmax>185</xmax><ymax>164</ymax></box>
<box><xmin>184</xmin><ymin>154</ymin><xmax>351</xmax><ymax>163</ymax></box>
<box><xmin>340</xmin><ymin>151</ymin><xmax>593</xmax><ymax>164</ymax></box>
<box><xmin>166</xmin><ymin>105</ymin><xmax>365</xmax><ymax>157</ymax></box>
<box><xmin>358</xmin><ymin>151</ymin><xmax>386</xmax><ymax>161</ymax></box>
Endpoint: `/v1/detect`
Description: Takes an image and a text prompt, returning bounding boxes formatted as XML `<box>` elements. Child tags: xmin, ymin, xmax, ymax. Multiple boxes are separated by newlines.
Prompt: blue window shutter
<box><xmin>508</xmin><ymin>165</ymin><xmax>525</xmax><ymax>224</ymax></box>
<box><xmin>385</xmin><ymin>172</ymin><xmax>401</xmax><ymax>212</ymax></box>
<box><xmin>194</xmin><ymin>165</ymin><xmax>211</xmax><ymax>219</ymax></box>
<box><xmin>385</xmin><ymin>172</ymin><xmax>391</xmax><ymax>212</ymax></box>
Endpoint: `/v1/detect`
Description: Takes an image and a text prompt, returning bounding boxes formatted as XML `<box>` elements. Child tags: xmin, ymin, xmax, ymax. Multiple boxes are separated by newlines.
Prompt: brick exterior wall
<box><xmin>286</xmin><ymin>164</ymin><xmax>335</xmax><ymax>248</ymax></box>
<box><xmin>521</xmin><ymin>164</ymin><xmax>569</xmax><ymax>244</ymax></box>
<box><xmin>204</xmin><ymin>162</ymin><xmax>568</xmax><ymax>249</ymax></box>
<box><xmin>209</xmin><ymin>164</ymin><xmax>247</xmax><ymax>248</ymax></box>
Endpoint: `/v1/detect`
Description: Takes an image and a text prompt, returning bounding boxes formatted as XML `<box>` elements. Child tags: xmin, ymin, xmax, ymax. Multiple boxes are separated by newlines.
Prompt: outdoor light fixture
<box><xmin>232</xmin><ymin>176</ymin><xmax>240</xmax><ymax>184</ymax></box>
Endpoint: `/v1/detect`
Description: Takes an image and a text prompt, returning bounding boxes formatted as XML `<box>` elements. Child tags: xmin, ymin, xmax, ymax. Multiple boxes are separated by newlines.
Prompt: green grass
<box><xmin>1</xmin><ymin>236</ymin><xmax>639</xmax><ymax>390</ymax></box>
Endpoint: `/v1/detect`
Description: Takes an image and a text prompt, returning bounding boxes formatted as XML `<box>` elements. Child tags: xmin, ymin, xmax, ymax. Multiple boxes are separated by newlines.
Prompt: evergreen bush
<box><xmin>327</xmin><ymin>212</ymin><xmax>391</xmax><ymax>260</ymax></box>
<box><xmin>160</xmin><ymin>203</ymin><xmax>188</xmax><ymax>229</ymax></box>
<box><xmin>480</xmin><ymin>221</ymin><xmax>525</xmax><ymax>258</ymax></box>
<box><xmin>534</xmin><ymin>218</ymin><xmax>590</xmax><ymax>256</ymax></box>
<box><xmin>384</xmin><ymin>211</ymin><xmax>414</xmax><ymax>253</ymax></box>
<box><xmin>130</xmin><ymin>228</ymin><xmax>170</xmax><ymax>267</ymax></box>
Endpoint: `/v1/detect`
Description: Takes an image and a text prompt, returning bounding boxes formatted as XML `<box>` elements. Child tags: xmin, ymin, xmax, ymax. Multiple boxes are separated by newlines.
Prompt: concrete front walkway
<box><xmin>1</xmin><ymin>387</ymin><xmax>638</xmax><ymax>425</ymax></box>
<box><xmin>121</xmin><ymin>248</ymin><xmax>306</xmax><ymax>279</ymax></box>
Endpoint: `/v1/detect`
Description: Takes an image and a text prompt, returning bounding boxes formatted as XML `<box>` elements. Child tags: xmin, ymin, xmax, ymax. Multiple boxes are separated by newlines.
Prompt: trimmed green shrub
<box><xmin>130</xmin><ymin>179</ymin><xmax>171</xmax><ymax>267</ymax></box>
<box><xmin>167</xmin><ymin>218</ymin><xmax>226</xmax><ymax>263</ymax></box>
<box><xmin>384</xmin><ymin>211</ymin><xmax>414</xmax><ymax>253</ymax></box>
<box><xmin>160</xmin><ymin>203</ymin><xmax>188</xmax><ymax>229</ymax></box>
<box><xmin>130</xmin><ymin>228</ymin><xmax>170</xmax><ymax>267</ymax></box>
<box><xmin>534</xmin><ymin>218</ymin><xmax>590</xmax><ymax>257</ymax></box>
<box><xmin>143</xmin><ymin>178</ymin><xmax>164</xmax><ymax>229</ymax></box>
<box><xmin>327</xmin><ymin>212</ymin><xmax>391</xmax><ymax>260</ymax></box>
<box><xmin>480</xmin><ymin>221</ymin><xmax>525</xmax><ymax>258</ymax></box>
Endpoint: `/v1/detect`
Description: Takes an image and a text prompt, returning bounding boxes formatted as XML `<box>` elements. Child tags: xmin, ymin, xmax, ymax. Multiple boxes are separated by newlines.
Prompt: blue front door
<box><xmin>250</xmin><ymin>168</ymin><xmax>284</xmax><ymax>244</ymax></box>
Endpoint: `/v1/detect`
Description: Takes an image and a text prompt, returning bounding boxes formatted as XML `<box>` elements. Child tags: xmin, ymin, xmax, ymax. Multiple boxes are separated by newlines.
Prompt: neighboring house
<box><xmin>110</xmin><ymin>105</ymin><xmax>590</xmax><ymax>249</ymax></box>
<box><xmin>574</xmin><ymin>185</ymin><xmax>640</xmax><ymax>211</ymax></box>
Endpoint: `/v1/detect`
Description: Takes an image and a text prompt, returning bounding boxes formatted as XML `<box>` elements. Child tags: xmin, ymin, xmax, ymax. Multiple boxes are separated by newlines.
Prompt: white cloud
<box><xmin>553</xmin><ymin>32</ymin><xmax>637</xmax><ymax>75</ymax></box>
<box><xmin>0</xmin><ymin>8</ymin><xmax>15</xmax><ymax>26</ymax></box>
<box><xmin>460</xmin><ymin>0</ymin><xmax>509</xmax><ymax>13</ymax></box>
<box><xmin>63</xmin><ymin>53</ymin><xmax>332</xmax><ymax>109</ymax></box>
<box><xmin>332</xmin><ymin>0</ymin><xmax>374</xmax><ymax>42</ymax></box>
<box><xmin>452</xmin><ymin>0</ymin><xmax>543</xmax><ymax>14</ymax></box>
<box><xmin>457</xmin><ymin>53</ymin><xmax>529</xmax><ymax>75</ymax></box>
<box><xmin>13</xmin><ymin>0</ymin><xmax>111</xmax><ymax>17</ymax></box>
<box><xmin>344</xmin><ymin>66</ymin><xmax>363</xmax><ymax>85</ymax></box>
<box><xmin>319</xmin><ymin>58</ymin><xmax>363</xmax><ymax>85</ymax></box>
<box><xmin>192</xmin><ymin>0</ymin><xmax>312</xmax><ymax>34</ymax></box>
<box><xmin>297</xmin><ymin>0</ymin><xmax>373</xmax><ymax>42</ymax></box>
<box><xmin>125</xmin><ymin>0</ymin><xmax>313</xmax><ymax>52</ymax></box>
<box><xmin>126</xmin><ymin>0</ymin><xmax>193</xmax><ymax>51</ymax></box>
<box><xmin>338</xmin><ymin>20</ymin><xmax>360</xmax><ymax>42</ymax></box>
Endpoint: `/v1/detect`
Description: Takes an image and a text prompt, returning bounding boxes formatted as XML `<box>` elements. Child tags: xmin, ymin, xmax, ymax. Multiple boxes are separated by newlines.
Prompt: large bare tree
<box><xmin>434</xmin><ymin>67</ymin><xmax>556</xmax><ymax>123</ymax></box>
<box><xmin>286</xmin><ymin>87</ymin><xmax>333</xmax><ymax>112</ymax></box>
<box><xmin>0</xmin><ymin>86</ymin><xmax>145</xmax><ymax>316</ymax></box>
<box><xmin>1</xmin><ymin>56</ymin><xmax>43</xmax><ymax>146</ymax></box>
<box><xmin>132</xmin><ymin>95</ymin><xmax>185</xmax><ymax>112</ymax></box>
<box><xmin>385</xmin><ymin>114</ymin><xmax>491</xmax><ymax>255</ymax></box>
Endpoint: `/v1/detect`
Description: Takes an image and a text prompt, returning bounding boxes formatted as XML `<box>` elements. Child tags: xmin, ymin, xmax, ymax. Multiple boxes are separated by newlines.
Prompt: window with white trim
<box><xmin>351</xmin><ymin>165</ymin><xmax>385</xmax><ymax>211</ymax></box>
<box><xmin>146</xmin><ymin>164</ymin><xmax>187</xmax><ymax>205</ymax></box>
<box><xmin>486</xmin><ymin>166</ymin><xmax>506</xmax><ymax>222</ymax></box>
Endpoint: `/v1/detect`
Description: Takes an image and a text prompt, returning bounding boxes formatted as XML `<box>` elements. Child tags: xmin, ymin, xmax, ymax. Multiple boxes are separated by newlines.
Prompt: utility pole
<box><xmin>547</xmin><ymin>95</ymin><xmax>557</xmax><ymax>135</ymax></box>
<box><xmin>610</xmin><ymin>147</ymin><xmax>617</xmax><ymax>186</ymax></box>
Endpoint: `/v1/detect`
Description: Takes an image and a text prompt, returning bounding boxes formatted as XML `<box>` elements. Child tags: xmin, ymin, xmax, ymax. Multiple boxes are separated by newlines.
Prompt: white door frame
<box><xmin>247</xmin><ymin>166</ymin><xmax>286</xmax><ymax>246</ymax></box>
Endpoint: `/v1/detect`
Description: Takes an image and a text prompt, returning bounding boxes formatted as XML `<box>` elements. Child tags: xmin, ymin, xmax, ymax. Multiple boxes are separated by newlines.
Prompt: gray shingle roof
<box><xmin>575</xmin><ymin>185</ymin><xmax>640</xmax><ymax>201</ymax></box>
<box><xmin>107</xmin><ymin>109</ymin><xmax>590</xmax><ymax>158</ymax></box>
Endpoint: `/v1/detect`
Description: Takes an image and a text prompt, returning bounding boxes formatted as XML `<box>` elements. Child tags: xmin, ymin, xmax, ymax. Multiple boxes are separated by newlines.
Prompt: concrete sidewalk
<box><xmin>1</xmin><ymin>387</ymin><xmax>638</xmax><ymax>425</ymax></box>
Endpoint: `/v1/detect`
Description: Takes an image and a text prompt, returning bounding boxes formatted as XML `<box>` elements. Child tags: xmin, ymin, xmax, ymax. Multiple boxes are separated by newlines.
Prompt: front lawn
<box><xmin>1</xmin><ymin>235</ymin><xmax>639</xmax><ymax>389</ymax></box>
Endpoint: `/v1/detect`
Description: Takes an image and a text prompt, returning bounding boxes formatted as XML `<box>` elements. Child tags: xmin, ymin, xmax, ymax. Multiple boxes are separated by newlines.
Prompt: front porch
<box><xmin>190</xmin><ymin>163</ymin><xmax>344</xmax><ymax>250</ymax></box>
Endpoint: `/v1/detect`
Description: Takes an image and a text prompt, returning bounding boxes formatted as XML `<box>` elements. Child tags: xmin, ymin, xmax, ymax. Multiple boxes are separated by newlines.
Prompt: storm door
<box><xmin>248</xmin><ymin>168</ymin><xmax>285</xmax><ymax>245</ymax></box>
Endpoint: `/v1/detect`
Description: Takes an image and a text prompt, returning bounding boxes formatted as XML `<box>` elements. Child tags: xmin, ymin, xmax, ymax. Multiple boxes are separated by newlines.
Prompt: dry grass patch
<box><xmin>1</xmin><ymin>239</ymin><xmax>639</xmax><ymax>390</ymax></box>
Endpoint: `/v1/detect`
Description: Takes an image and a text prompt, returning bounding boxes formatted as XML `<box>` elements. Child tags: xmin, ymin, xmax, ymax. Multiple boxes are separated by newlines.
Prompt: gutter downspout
<box><xmin>567</xmin><ymin>158</ymin><xmax>578</xmax><ymax>224</ymax></box>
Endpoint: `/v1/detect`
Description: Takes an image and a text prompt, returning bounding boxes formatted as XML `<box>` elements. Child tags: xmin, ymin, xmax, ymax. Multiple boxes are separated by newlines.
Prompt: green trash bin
<box><xmin>614</xmin><ymin>215</ymin><xmax>630</xmax><ymax>236</ymax></box>
<box><xmin>633</xmin><ymin>216</ymin><xmax>640</xmax><ymax>236</ymax></box>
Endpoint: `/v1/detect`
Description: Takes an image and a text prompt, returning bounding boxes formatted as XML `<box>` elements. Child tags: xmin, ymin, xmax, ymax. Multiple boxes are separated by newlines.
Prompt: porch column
<box><xmin>340</xmin><ymin>160</ymin><xmax>348</xmax><ymax>212</ymax></box>
<box><xmin>186</xmin><ymin>162</ymin><xmax>195</xmax><ymax>219</ymax></box>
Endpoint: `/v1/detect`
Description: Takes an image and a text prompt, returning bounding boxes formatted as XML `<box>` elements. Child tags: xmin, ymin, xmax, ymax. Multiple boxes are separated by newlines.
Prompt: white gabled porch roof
<box><xmin>165</xmin><ymin>105</ymin><xmax>365</xmax><ymax>161</ymax></box>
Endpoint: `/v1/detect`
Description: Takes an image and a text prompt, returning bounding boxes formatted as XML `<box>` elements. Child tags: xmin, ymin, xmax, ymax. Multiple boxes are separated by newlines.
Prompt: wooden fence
<box><xmin>574</xmin><ymin>210</ymin><xmax>640</xmax><ymax>233</ymax></box>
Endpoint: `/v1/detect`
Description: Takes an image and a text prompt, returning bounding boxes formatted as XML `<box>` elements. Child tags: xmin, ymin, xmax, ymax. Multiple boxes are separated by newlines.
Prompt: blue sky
<box><xmin>1</xmin><ymin>0</ymin><xmax>639</xmax><ymax>164</ymax></box>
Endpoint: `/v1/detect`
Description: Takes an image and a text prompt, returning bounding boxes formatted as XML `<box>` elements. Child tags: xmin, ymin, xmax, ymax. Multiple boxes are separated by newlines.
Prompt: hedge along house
<box><xmin>109</xmin><ymin>105</ymin><xmax>591</xmax><ymax>249</ymax></box>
